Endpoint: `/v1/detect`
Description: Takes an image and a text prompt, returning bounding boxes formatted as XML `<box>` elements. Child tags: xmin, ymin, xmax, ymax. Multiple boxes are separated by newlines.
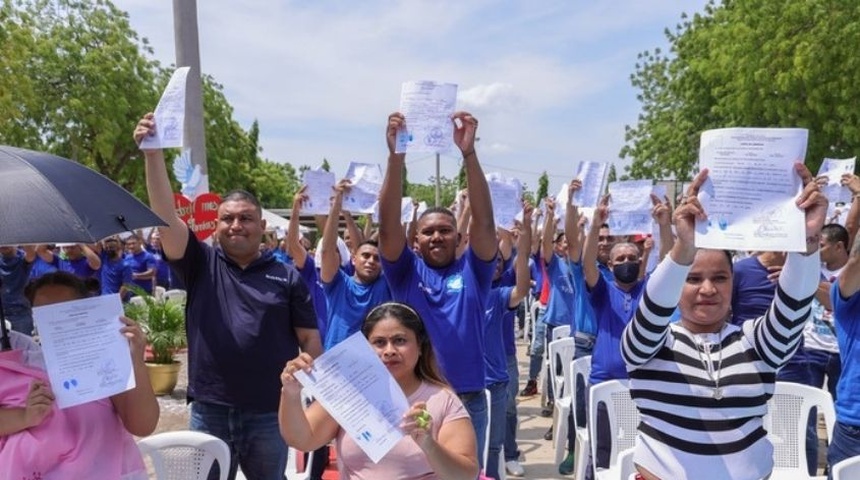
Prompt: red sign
<box><xmin>173</xmin><ymin>192</ymin><xmax>221</xmax><ymax>241</ymax></box>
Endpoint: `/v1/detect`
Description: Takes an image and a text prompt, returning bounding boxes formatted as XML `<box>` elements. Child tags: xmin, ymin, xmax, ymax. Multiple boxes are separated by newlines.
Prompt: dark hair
<box><xmin>356</xmin><ymin>239</ymin><xmax>379</xmax><ymax>250</ymax></box>
<box><xmin>361</xmin><ymin>302</ymin><xmax>448</xmax><ymax>387</ymax></box>
<box><xmin>418</xmin><ymin>207</ymin><xmax>457</xmax><ymax>229</ymax></box>
<box><xmin>222</xmin><ymin>189</ymin><xmax>262</xmax><ymax>216</ymax></box>
<box><xmin>822</xmin><ymin>224</ymin><xmax>850</xmax><ymax>251</ymax></box>
<box><xmin>25</xmin><ymin>272</ymin><xmax>90</xmax><ymax>304</ymax></box>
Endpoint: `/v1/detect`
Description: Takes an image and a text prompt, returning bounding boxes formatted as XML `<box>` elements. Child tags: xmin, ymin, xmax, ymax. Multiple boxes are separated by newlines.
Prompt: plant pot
<box><xmin>146</xmin><ymin>361</ymin><xmax>181</xmax><ymax>396</ymax></box>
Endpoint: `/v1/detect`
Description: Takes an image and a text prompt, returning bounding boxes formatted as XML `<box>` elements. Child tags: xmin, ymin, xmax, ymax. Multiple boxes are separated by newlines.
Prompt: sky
<box><xmin>117</xmin><ymin>0</ymin><xmax>711</xmax><ymax>199</ymax></box>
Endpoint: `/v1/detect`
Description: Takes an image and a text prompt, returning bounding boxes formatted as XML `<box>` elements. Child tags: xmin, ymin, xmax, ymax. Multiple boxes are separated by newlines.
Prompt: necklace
<box><xmin>695</xmin><ymin>327</ymin><xmax>725</xmax><ymax>400</ymax></box>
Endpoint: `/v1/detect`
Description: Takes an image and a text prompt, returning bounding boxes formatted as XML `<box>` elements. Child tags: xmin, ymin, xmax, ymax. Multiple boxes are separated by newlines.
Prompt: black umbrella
<box><xmin>0</xmin><ymin>145</ymin><xmax>168</xmax><ymax>349</ymax></box>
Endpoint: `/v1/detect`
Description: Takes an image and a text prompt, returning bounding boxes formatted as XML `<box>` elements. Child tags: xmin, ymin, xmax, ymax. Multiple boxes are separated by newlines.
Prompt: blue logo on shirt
<box><xmin>446</xmin><ymin>274</ymin><xmax>464</xmax><ymax>292</ymax></box>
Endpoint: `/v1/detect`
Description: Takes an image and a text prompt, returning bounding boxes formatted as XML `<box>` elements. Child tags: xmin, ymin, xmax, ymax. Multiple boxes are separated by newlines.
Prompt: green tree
<box><xmin>536</xmin><ymin>171</ymin><xmax>549</xmax><ymax>201</ymax></box>
<box><xmin>456</xmin><ymin>163</ymin><xmax>467</xmax><ymax>190</ymax></box>
<box><xmin>321</xmin><ymin>158</ymin><xmax>331</xmax><ymax>171</ymax></box>
<box><xmin>408</xmin><ymin>176</ymin><xmax>458</xmax><ymax>208</ymax></box>
<box><xmin>607</xmin><ymin>164</ymin><xmax>617</xmax><ymax>183</ymax></box>
<box><xmin>622</xmin><ymin>0</ymin><xmax>860</xmax><ymax>181</ymax></box>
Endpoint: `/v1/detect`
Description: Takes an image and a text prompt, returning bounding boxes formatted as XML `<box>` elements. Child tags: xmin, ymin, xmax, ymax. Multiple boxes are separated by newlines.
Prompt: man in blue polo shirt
<box><xmin>99</xmin><ymin>237</ymin><xmax>132</xmax><ymax>300</ymax></box>
<box><xmin>58</xmin><ymin>243</ymin><xmax>101</xmax><ymax>280</ymax></box>
<box><xmin>136</xmin><ymin>114</ymin><xmax>321</xmax><ymax>480</ymax></box>
<box><xmin>378</xmin><ymin>111</ymin><xmax>497</xmax><ymax>467</ymax></box>
<box><xmin>124</xmin><ymin>235</ymin><xmax>156</xmax><ymax>295</ymax></box>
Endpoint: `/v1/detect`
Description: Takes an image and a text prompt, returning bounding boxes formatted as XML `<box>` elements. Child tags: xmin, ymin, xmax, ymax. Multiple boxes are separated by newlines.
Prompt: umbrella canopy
<box><xmin>0</xmin><ymin>146</ymin><xmax>167</xmax><ymax>245</ymax></box>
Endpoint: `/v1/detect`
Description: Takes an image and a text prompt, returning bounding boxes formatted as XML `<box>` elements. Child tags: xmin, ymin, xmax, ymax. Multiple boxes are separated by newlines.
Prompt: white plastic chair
<box><xmin>540</xmin><ymin>324</ymin><xmax>572</xmax><ymax>406</ymax></box>
<box><xmin>588</xmin><ymin>379</ymin><xmax>640</xmax><ymax>480</ymax></box>
<box><xmin>137</xmin><ymin>431</ymin><xmax>230</xmax><ymax>480</ymax></box>
<box><xmin>163</xmin><ymin>289</ymin><xmax>187</xmax><ymax>306</ymax></box>
<box><xmin>483</xmin><ymin>388</ymin><xmax>491</xmax><ymax>472</ymax></box>
<box><xmin>763</xmin><ymin>382</ymin><xmax>836</xmax><ymax>480</ymax></box>
<box><xmin>154</xmin><ymin>285</ymin><xmax>167</xmax><ymax>301</ymax></box>
<box><xmin>551</xmin><ymin>325</ymin><xmax>571</xmax><ymax>342</ymax></box>
<box><xmin>128</xmin><ymin>295</ymin><xmax>146</xmax><ymax>307</ymax></box>
<box><xmin>832</xmin><ymin>455</ymin><xmax>860</xmax><ymax>480</ymax></box>
<box><xmin>548</xmin><ymin>337</ymin><xmax>576</xmax><ymax>465</ymax></box>
<box><xmin>571</xmin><ymin>356</ymin><xmax>592</xmax><ymax>480</ymax></box>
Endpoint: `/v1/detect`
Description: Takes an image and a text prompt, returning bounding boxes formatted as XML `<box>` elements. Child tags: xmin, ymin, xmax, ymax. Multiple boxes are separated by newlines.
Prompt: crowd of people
<box><xmin>2</xmin><ymin>108</ymin><xmax>860</xmax><ymax>480</ymax></box>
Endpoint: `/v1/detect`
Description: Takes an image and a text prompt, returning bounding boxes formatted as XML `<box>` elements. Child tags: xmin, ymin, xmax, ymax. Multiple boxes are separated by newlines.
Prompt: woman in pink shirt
<box><xmin>279</xmin><ymin>302</ymin><xmax>479</xmax><ymax>480</ymax></box>
<box><xmin>0</xmin><ymin>272</ymin><xmax>159</xmax><ymax>479</ymax></box>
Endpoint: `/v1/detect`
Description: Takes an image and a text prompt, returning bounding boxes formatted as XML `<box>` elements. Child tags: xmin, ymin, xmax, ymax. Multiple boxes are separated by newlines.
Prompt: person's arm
<box><xmin>530</xmin><ymin>208</ymin><xmax>542</xmax><ymax>256</ymax></box>
<box><xmin>133</xmin><ymin>256</ymin><xmax>156</xmax><ymax>281</ymax></box>
<box><xmin>134</xmin><ymin>113</ymin><xmax>190</xmax><ymax>260</ymax></box>
<box><xmin>497</xmin><ymin>228</ymin><xmax>513</xmax><ymax>263</ymax></box>
<box><xmin>279</xmin><ymin>354</ymin><xmax>341</xmax><ymax>450</ymax></box>
<box><xmin>287</xmin><ymin>186</ymin><xmax>310</xmax><ymax>269</ymax></box>
<box><xmin>565</xmin><ymin>180</ymin><xmax>583</xmax><ymax>262</ymax></box>
<box><xmin>0</xmin><ymin>380</ymin><xmax>54</xmax><ymax>436</ymax></box>
<box><xmin>638</xmin><ymin>236</ymin><xmax>653</xmax><ymax>280</ymax></box>
<box><xmin>296</xmin><ymin>327</ymin><xmax>323</xmax><ymax>358</ymax></box>
<box><xmin>379</xmin><ymin>113</ymin><xmax>408</xmax><ymax>262</ymax></box>
<box><xmin>582</xmin><ymin>195</ymin><xmax>609</xmax><ymax>288</ymax></box>
<box><xmin>21</xmin><ymin>245</ymin><xmax>36</xmax><ymax>263</ymax></box>
<box><xmin>541</xmin><ymin>197</ymin><xmax>556</xmax><ymax>265</ymax></box>
<box><xmin>342</xmin><ymin>210</ymin><xmax>363</xmax><ymax>254</ymax></box>
<box><xmin>454</xmin><ymin>112</ymin><xmax>496</xmax><ymax>262</ymax></box>
<box><xmin>815</xmin><ymin>280</ymin><xmax>833</xmax><ymax>310</ymax></box>
<box><xmin>110</xmin><ymin>316</ymin><xmax>159</xmax><ymax>436</ymax></box>
<box><xmin>401</xmin><ymin>402</ymin><xmax>479</xmax><ymax>480</ymax></box>
<box><xmin>81</xmin><ymin>244</ymin><xmax>101</xmax><ymax>270</ymax></box>
<box><xmin>842</xmin><ymin>174</ymin><xmax>860</xmax><ymax>246</ymax></box>
<box><xmin>455</xmin><ymin>199</ymin><xmax>471</xmax><ymax>259</ymax></box>
<box><xmin>509</xmin><ymin>204</ymin><xmax>533</xmax><ymax>308</ymax></box>
<box><xmin>34</xmin><ymin>245</ymin><xmax>54</xmax><ymax>263</ymax></box>
<box><xmin>838</xmin><ymin>231</ymin><xmax>860</xmax><ymax>298</ymax></box>
<box><xmin>652</xmin><ymin>193</ymin><xmax>674</xmax><ymax>260</ymax></box>
<box><xmin>405</xmin><ymin>200</ymin><xmax>420</xmax><ymax>251</ymax></box>
<box><xmin>363</xmin><ymin>214</ymin><xmax>373</xmax><ymax>242</ymax></box>
<box><xmin>320</xmin><ymin>180</ymin><xmax>350</xmax><ymax>284</ymax></box>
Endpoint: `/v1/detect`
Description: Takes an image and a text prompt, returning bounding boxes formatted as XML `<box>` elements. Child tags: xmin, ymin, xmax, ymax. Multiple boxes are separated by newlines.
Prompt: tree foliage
<box><xmin>536</xmin><ymin>171</ymin><xmax>549</xmax><ymax>201</ymax></box>
<box><xmin>622</xmin><ymin>0</ymin><xmax>860</xmax><ymax>181</ymax></box>
<box><xmin>0</xmin><ymin>0</ymin><xmax>300</xmax><ymax>206</ymax></box>
<box><xmin>408</xmin><ymin>176</ymin><xmax>458</xmax><ymax>208</ymax></box>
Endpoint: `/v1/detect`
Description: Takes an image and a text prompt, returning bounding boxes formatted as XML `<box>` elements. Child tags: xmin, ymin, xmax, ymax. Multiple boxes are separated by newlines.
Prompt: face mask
<box><xmin>612</xmin><ymin>261</ymin><xmax>639</xmax><ymax>284</ymax></box>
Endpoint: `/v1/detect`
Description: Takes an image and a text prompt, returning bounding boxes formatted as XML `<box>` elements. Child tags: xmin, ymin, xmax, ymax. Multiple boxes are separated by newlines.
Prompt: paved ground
<box><xmin>149</xmin><ymin>340</ymin><xmax>563</xmax><ymax>479</ymax></box>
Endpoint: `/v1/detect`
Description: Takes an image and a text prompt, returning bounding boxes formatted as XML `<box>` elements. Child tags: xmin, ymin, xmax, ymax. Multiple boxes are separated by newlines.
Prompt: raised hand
<box><xmin>451</xmin><ymin>112</ymin><xmax>479</xmax><ymax>155</ymax></box>
<box><xmin>133</xmin><ymin>113</ymin><xmax>156</xmax><ymax>147</ymax></box>
<box><xmin>386</xmin><ymin>113</ymin><xmax>405</xmax><ymax>156</ymax></box>
<box><xmin>280</xmin><ymin>353</ymin><xmax>314</xmax><ymax>397</ymax></box>
<box><xmin>24</xmin><ymin>380</ymin><xmax>54</xmax><ymax>428</ymax></box>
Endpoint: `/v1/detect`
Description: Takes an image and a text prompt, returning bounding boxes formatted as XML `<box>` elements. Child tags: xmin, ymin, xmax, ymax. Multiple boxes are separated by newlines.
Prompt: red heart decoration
<box><xmin>173</xmin><ymin>192</ymin><xmax>222</xmax><ymax>241</ymax></box>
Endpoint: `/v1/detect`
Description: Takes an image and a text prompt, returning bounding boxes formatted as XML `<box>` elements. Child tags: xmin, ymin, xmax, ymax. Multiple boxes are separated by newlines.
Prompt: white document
<box><xmin>400</xmin><ymin>197</ymin><xmax>427</xmax><ymax>224</ymax></box>
<box><xmin>817</xmin><ymin>157</ymin><xmax>856</xmax><ymax>205</ymax></box>
<box><xmin>573</xmin><ymin>161</ymin><xmax>609</xmax><ymax>208</ymax></box>
<box><xmin>396</xmin><ymin>81</ymin><xmax>458</xmax><ymax>154</ymax></box>
<box><xmin>140</xmin><ymin>67</ymin><xmax>190</xmax><ymax>149</ymax></box>
<box><xmin>295</xmin><ymin>332</ymin><xmax>409</xmax><ymax>463</ymax></box>
<box><xmin>487</xmin><ymin>173</ymin><xmax>523</xmax><ymax>230</ymax></box>
<box><xmin>608</xmin><ymin>179</ymin><xmax>654</xmax><ymax>235</ymax></box>
<box><xmin>696</xmin><ymin>128</ymin><xmax>808</xmax><ymax>251</ymax></box>
<box><xmin>32</xmin><ymin>294</ymin><xmax>134</xmax><ymax>409</ymax></box>
<box><xmin>301</xmin><ymin>169</ymin><xmax>336</xmax><ymax>215</ymax></box>
<box><xmin>344</xmin><ymin>162</ymin><xmax>384</xmax><ymax>214</ymax></box>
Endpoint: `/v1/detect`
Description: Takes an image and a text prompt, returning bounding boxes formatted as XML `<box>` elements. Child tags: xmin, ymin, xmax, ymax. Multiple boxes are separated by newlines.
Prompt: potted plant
<box><xmin>124</xmin><ymin>287</ymin><xmax>186</xmax><ymax>395</ymax></box>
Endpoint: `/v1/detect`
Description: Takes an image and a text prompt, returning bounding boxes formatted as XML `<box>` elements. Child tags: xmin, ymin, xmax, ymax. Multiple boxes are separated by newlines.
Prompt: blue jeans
<box><xmin>190</xmin><ymin>401</ymin><xmax>287</xmax><ymax>480</ymax></box>
<box><xmin>485</xmin><ymin>381</ymin><xmax>508</xmax><ymax>480</ymax></box>
<box><xmin>459</xmin><ymin>390</ymin><xmax>488</xmax><ymax>471</ymax></box>
<box><xmin>828</xmin><ymin>422</ymin><xmax>860</xmax><ymax>480</ymax></box>
<box><xmin>504</xmin><ymin>355</ymin><xmax>521</xmax><ymax>462</ymax></box>
<box><xmin>527</xmin><ymin>308</ymin><xmax>547</xmax><ymax>380</ymax></box>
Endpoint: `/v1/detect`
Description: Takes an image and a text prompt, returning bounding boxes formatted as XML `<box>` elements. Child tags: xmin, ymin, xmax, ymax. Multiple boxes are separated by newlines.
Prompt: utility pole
<box><xmin>435</xmin><ymin>152</ymin><xmax>441</xmax><ymax>207</ymax></box>
<box><xmin>172</xmin><ymin>0</ymin><xmax>209</xmax><ymax>198</ymax></box>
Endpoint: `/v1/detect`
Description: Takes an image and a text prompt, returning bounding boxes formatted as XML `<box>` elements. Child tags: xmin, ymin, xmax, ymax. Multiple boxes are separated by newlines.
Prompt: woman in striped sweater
<box><xmin>621</xmin><ymin>164</ymin><xmax>827</xmax><ymax>480</ymax></box>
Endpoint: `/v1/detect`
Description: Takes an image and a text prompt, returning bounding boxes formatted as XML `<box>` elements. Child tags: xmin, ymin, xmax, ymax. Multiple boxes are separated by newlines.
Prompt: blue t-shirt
<box><xmin>100</xmin><ymin>254</ymin><xmax>132</xmax><ymax>296</ymax></box>
<box><xmin>61</xmin><ymin>256</ymin><xmax>98</xmax><ymax>279</ymax></box>
<box><xmin>485</xmin><ymin>286</ymin><xmax>514</xmax><ymax>384</ymax></box>
<box><xmin>833</xmin><ymin>282</ymin><xmax>860</xmax><ymax>425</ymax></box>
<box><xmin>170</xmin><ymin>232</ymin><xmax>317</xmax><ymax>412</ymax></box>
<box><xmin>28</xmin><ymin>255</ymin><xmax>59</xmax><ymax>281</ymax></box>
<box><xmin>731</xmin><ymin>256</ymin><xmax>775</xmax><ymax>326</ymax></box>
<box><xmin>542</xmin><ymin>255</ymin><xmax>575</xmax><ymax>327</ymax></box>
<box><xmin>569</xmin><ymin>261</ymin><xmax>597</xmax><ymax>337</ymax></box>
<box><xmin>588</xmin><ymin>274</ymin><xmax>647</xmax><ymax>384</ymax></box>
<box><xmin>125</xmin><ymin>250</ymin><xmax>156</xmax><ymax>294</ymax></box>
<box><xmin>321</xmin><ymin>269</ymin><xmax>391</xmax><ymax>351</ymax></box>
<box><xmin>273</xmin><ymin>249</ymin><xmax>293</xmax><ymax>266</ymax></box>
<box><xmin>0</xmin><ymin>250</ymin><xmax>31</xmax><ymax>313</ymax></box>
<box><xmin>146</xmin><ymin>246</ymin><xmax>173</xmax><ymax>288</ymax></box>
<box><xmin>530</xmin><ymin>253</ymin><xmax>542</xmax><ymax>297</ymax></box>
<box><xmin>382</xmin><ymin>247</ymin><xmax>495</xmax><ymax>394</ymax></box>
<box><xmin>296</xmin><ymin>256</ymin><xmax>328</xmax><ymax>340</ymax></box>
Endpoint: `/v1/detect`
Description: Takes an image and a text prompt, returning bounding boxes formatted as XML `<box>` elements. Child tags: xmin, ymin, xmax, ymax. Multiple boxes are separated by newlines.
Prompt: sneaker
<box><xmin>558</xmin><ymin>451</ymin><xmax>575</xmax><ymax>475</ymax></box>
<box><xmin>541</xmin><ymin>401</ymin><xmax>554</xmax><ymax>417</ymax></box>
<box><xmin>520</xmin><ymin>379</ymin><xmax>538</xmax><ymax>397</ymax></box>
<box><xmin>543</xmin><ymin>427</ymin><xmax>553</xmax><ymax>441</ymax></box>
<box><xmin>505</xmin><ymin>460</ymin><xmax>525</xmax><ymax>477</ymax></box>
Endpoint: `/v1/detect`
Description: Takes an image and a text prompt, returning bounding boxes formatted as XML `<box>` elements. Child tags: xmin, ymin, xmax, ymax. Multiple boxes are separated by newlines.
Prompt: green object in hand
<box><xmin>416</xmin><ymin>410</ymin><xmax>431</xmax><ymax>429</ymax></box>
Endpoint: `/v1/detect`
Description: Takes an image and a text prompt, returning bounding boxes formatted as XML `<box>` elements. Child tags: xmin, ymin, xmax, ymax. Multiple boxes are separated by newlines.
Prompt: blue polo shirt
<box><xmin>588</xmin><ymin>274</ymin><xmax>647</xmax><ymax>384</ymax></box>
<box><xmin>485</xmin><ymin>286</ymin><xmax>514</xmax><ymax>384</ymax></box>
<box><xmin>321</xmin><ymin>269</ymin><xmax>391</xmax><ymax>351</ymax></box>
<box><xmin>28</xmin><ymin>255</ymin><xmax>59</xmax><ymax>281</ymax></box>
<box><xmin>146</xmin><ymin>246</ymin><xmax>173</xmax><ymax>288</ymax></box>
<box><xmin>61</xmin><ymin>256</ymin><xmax>98</xmax><ymax>279</ymax></box>
<box><xmin>569</xmin><ymin>261</ymin><xmax>597</xmax><ymax>337</ymax></box>
<box><xmin>100</xmin><ymin>253</ymin><xmax>132</xmax><ymax>296</ymax></box>
<box><xmin>295</xmin><ymin>256</ymin><xmax>328</xmax><ymax>340</ymax></box>
<box><xmin>125</xmin><ymin>249</ymin><xmax>156</xmax><ymax>294</ymax></box>
<box><xmin>731</xmin><ymin>256</ymin><xmax>775</xmax><ymax>326</ymax></box>
<box><xmin>383</xmin><ymin>247</ymin><xmax>495</xmax><ymax>394</ymax></box>
<box><xmin>170</xmin><ymin>233</ymin><xmax>317</xmax><ymax>412</ymax></box>
<box><xmin>0</xmin><ymin>250</ymin><xmax>31</xmax><ymax>314</ymax></box>
<box><xmin>543</xmin><ymin>255</ymin><xmax>575</xmax><ymax>327</ymax></box>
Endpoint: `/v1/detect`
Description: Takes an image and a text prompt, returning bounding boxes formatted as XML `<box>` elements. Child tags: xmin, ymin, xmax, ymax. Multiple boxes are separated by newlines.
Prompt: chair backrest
<box><xmin>551</xmin><ymin>325</ymin><xmax>571</xmax><ymax>342</ymax></box>
<box><xmin>129</xmin><ymin>296</ymin><xmax>146</xmax><ymax>307</ymax></box>
<box><xmin>763</xmin><ymin>381</ymin><xmax>836</xmax><ymax>476</ymax></box>
<box><xmin>483</xmin><ymin>389</ymin><xmax>491</xmax><ymax>471</ymax></box>
<box><xmin>832</xmin><ymin>454</ymin><xmax>860</xmax><ymax>480</ymax></box>
<box><xmin>571</xmin><ymin>355</ymin><xmax>592</xmax><ymax>429</ymax></box>
<box><xmin>589</xmin><ymin>379</ymin><xmax>640</xmax><ymax>471</ymax></box>
<box><xmin>163</xmin><ymin>289</ymin><xmax>187</xmax><ymax>305</ymax></box>
<box><xmin>154</xmin><ymin>285</ymin><xmax>167</xmax><ymax>300</ymax></box>
<box><xmin>137</xmin><ymin>431</ymin><xmax>230</xmax><ymax>480</ymax></box>
<box><xmin>548</xmin><ymin>337</ymin><xmax>576</xmax><ymax>399</ymax></box>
